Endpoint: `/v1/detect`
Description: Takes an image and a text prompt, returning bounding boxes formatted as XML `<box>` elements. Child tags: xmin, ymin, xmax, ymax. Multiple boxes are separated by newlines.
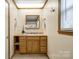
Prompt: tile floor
<box><xmin>12</xmin><ymin>54</ymin><xmax>48</xmax><ymax>59</ymax></box>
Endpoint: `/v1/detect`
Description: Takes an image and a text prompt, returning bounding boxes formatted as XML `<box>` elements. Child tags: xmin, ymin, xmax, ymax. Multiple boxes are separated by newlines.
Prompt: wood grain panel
<box><xmin>14</xmin><ymin>36</ymin><xmax>47</xmax><ymax>54</ymax></box>
<box><xmin>40</xmin><ymin>47</ymin><xmax>47</xmax><ymax>53</ymax></box>
<box><xmin>26</xmin><ymin>39</ymin><xmax>33</xmax><ymax>53</ymax></box>
<box><xmin>19</xmin><ymin>37</ymin><xmax>27</xmax><ymax>53</ymax></box>
<box><xmin>32</xmin><ymin>39</ymin><xmax>39</xmax><ymax>53</ymax></box>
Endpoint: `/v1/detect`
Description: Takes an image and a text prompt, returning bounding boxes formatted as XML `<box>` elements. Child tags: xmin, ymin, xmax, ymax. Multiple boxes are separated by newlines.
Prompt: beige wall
<box><xmin>7</xmin><ymin>0</ymin><xmax>17</xmax><ymax>58</ymax></box>
<box><xmin>15</xmin><ymin>9</ymin><xmax>44</xmax><ymax>34</ymax></box>
<box><xmin>42</xmin><ymin>0</ymin><xmax>73</xmax><ymax>59</ymax></box>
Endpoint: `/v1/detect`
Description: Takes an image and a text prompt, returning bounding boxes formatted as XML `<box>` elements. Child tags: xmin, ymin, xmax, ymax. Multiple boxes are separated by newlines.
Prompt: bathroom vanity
<box><xmin>14</xmin><ymin>35</ymin><xmax>47</xmax><ymax>54</ymax></box>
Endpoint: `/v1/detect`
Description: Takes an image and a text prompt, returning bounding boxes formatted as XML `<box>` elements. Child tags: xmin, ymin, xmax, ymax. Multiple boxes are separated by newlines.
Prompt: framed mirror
<box><xmin>58</xmin><ymin>0</ymin><xmax>73</xmax><ymax>35</ymax></box>
<box><xmin>24</xmin><ymin>15</ymin><xmax>40</xmax><ymax>29</ymax></box>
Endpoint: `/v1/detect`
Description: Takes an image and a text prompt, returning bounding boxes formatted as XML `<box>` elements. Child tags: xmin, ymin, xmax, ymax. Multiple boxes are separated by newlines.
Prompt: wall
<box><xmin>7</xmin><ymin>0</ymin><xmax>17</xmax><ymax>58</ymax></box>
<box><xmin>15</xmin><ymin>9</ymin><xmax>44</xmax><ymax>34</ymax></box>
<box><xmin>42</xmin><ymin>0</ymin><xmax>73</xmax><ymax>59</ymax></box>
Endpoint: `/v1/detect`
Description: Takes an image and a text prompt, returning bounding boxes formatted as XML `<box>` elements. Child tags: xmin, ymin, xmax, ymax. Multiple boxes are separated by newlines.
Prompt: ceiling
<box><xmin>13</xmin><ymin>0</ymin><xmax>48</xmax><ymax>9</ymax></box>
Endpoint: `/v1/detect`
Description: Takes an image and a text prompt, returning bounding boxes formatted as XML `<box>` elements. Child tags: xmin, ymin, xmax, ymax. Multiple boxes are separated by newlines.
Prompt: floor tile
<box><xmin>12</xmin><ymin>54</ymin><xmax>48</xmax><ymax>59</ymax></box>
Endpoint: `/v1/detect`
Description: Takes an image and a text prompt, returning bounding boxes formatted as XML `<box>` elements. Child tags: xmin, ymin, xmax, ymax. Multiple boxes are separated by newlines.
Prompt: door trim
<box><xmin>5</xmin><ymin>0</ymin><xmax>10</xmax><ymax>59</ymax></box>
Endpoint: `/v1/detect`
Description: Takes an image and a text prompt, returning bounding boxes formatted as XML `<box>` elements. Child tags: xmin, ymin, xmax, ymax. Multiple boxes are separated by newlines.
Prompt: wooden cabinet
<box><xmin>14</xmin><ymin>36</ymin><xmax>47</xmax><ymax>54</ymax></box>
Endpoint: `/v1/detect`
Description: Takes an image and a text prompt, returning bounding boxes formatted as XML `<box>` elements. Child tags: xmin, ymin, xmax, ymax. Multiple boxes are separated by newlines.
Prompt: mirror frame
<box><xmin>58</xmin><ymin>0</ymin><xmax>73</xmax><ymax>35</ymax></box>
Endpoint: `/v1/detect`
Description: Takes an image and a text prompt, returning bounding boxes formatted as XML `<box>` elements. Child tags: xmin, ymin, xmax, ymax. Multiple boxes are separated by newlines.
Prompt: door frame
<box><xmin>5</xmin><ymin>0</ymin><xmax>10</xmax><ymax>59</ymax></box>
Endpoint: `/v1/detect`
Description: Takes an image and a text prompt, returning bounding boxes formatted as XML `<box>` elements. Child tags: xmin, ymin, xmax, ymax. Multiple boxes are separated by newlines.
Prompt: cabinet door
<box><xmin>19</xmin><ymin>37</ymin><xmax>27</xmax><ymax>53</ymax></box>
<box><xmin>32</xmin><ymin>38</ymin><xmax>39</xmax><ymax>53</ymax></box>
<box><xmin>26</xmin><ymin>39</ymin><xmax>33</xmax><ymax>53</ymax></box>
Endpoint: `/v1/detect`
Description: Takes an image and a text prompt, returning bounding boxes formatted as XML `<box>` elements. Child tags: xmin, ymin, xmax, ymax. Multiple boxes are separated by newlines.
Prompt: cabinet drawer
<box><xmin>40</xmin><ymin>47</ymin><xmax>47</xmax><ymax>53</ymax></box>
<box><xmin>40</xmin><ymin>36</ymin><xmax>47</xmax><ymax>40</ymax></box>
<box><xmin>40</xmin><ymin>42</ymin><xmax>47</xmax><ymax>47</ymax></box>
<box><xmin>40</xmin><ymin>37</ymin><xmax>47</xmax><ymax>47</ymax></box>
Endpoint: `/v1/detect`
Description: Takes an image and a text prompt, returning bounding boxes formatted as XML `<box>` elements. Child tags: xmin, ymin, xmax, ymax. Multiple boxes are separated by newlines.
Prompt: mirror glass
<box><xmin>25</xmin><ymin>15</ymin><xmax>40</xmax><ymax>29</ymax></box>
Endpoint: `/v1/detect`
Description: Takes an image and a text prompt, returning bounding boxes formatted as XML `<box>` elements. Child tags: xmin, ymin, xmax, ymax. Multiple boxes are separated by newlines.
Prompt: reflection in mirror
<box><xmin>25</xmin><ymin>15</ymin><xmax>40</xmax><ymax>29</ymax></box>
